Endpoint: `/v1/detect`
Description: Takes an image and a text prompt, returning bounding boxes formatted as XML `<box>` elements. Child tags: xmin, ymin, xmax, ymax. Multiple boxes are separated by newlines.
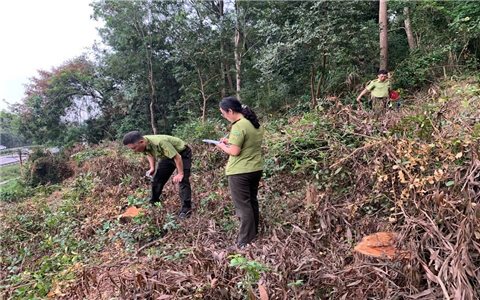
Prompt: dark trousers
<box><xmin>151</xmin><ymin>147</ymin><xmax>192</xmax><ymax>209</ymax></box>
<box><xmin>228</xmin><ymin>171</ymin><xmax>262</xmax><ymax>245</ymax></box>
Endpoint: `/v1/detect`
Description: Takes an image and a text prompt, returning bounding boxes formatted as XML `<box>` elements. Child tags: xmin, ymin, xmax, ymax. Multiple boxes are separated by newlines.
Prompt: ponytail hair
<box><xmin>220</xmin><ymin>96</ymin><xmax>260</xmax><ymax>129</ymax></box>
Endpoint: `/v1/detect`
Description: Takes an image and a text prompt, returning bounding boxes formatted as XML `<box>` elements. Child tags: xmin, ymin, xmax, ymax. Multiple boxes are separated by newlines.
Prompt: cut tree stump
<box><xmin>119</xmin><ymin>206</ymin><xmax>143</xmax><ymax>222</ymax></box>
<box><xmin>354</xmin><ymin>231</ymin><xmax>410</xmax><ymax>259</ymax></box>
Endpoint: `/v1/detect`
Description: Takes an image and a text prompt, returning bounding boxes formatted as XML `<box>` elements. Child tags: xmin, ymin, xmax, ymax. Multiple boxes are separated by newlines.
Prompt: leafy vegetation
<box><xmin>0</xmin><ymin>164</ymin><xmax>20</xmax><ymax>182</ymax></box>
<box><xmin>172</xmin><ymin>118</ymin><xmax>225</xmax><ymax>143</ymax></box>
<box><xmin>1</xmin><ymin>78</ymin><xmax>478</xmax><ymax>299</ymax></box>
<box><xmin>1</xmin><ymin>1</ymin><xmax>480</xmax><ymax>299</ymax></box>
<box><xmin>20</xmin><ymin>149</ymin><xmax>73</xmax><ymax>188</ymax></box>
<box><xmin>229</xmin><ymin>254</ymin><xmax>269</xmax><ymax>295</ymax></box>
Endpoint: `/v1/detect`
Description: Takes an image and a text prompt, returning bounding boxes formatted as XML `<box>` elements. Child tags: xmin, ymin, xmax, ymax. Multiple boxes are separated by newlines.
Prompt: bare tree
<box><xmin>195</xmin><ymin>65</ymin><xmax>219</xmax><ymax>123</ymax></box>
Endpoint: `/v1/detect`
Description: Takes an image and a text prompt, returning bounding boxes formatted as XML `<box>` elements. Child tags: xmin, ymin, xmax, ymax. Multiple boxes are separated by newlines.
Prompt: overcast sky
<box><xmin>0</xmin><ymin>0</ymin><xmax>100</xmax><ymax>111</ymax></box>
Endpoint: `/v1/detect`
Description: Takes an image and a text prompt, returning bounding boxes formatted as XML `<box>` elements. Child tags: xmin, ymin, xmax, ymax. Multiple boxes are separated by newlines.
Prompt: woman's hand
<box><xmin>146</xmin><ymin>168</ymin><xmax>155</xmax><ymax>176</ymax></box>
<box><xmin>216</xmin><ymin>142</ymin><xmax>227</xmax><ymax>152</ymax></box>
<box><xmin>216</xmin><ymin>142</ymin><xmax>241</xmax><ymax>156</ymax></box>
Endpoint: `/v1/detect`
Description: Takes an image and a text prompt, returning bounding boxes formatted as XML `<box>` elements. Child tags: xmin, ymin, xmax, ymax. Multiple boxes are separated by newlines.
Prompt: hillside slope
<box><xmin>1</xmin><ymin>79</ymin><xmax>479</xmax><ymax>299</ymax></box>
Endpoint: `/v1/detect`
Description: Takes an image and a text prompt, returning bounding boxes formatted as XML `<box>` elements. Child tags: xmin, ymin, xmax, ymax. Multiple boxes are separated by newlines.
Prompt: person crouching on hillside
<box><xmin>356</xmin><ymin>69</ymin><xmax>391</xmax><ymax>117</ymax></box>
<box><xmin>122</xmin><ymin>131</ymin><xmax>193</xmax><ymax>219</ymax></box>
<box><xmin>216</xmin><ymin>97</ymin><xmax>264</xmax><ymax>249</ymax></box>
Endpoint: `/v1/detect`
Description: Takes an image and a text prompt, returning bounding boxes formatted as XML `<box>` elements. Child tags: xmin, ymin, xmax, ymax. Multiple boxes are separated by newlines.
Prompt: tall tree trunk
<box><xmin>133</xmin><ymin>11</ymin><xmax>157</xmax><ymax>134</ymax></box>
<box><xmin>234</xmin><ymin>1</ymin><xmax>242</xmax><ymax>100</ymax></box>
<box><xmin>147</xmin><ymin>57</ymin><xmax>157</xmax><ymax>134</ymax></box>
<box><xmin>215</xmin><ymin>0</ymin><xmax>226</xmax><ymax>97</ymax></box>
<box><xmin>234</xmin><ymin>26</ymin><xmax>241</xmax><ymax>99</ymax></box>
<box><xmin>225</xmin><ymin>63</ymin><xmax>234</xmax><ymax>93</ymax></box>
<box><xmin>314</xmin><ymin>53</ymin><xmax>327</xmax><ymax>100</ymax></box>
<box><xmin>403</xmin><ymin>6</ymin><xmax>416</xmax><ymax>51</ymax></box>
<box><xmin>220</xmin><ymin>47</ymin><xmax>225</xmax><ymax>98</ymax></box>
<box><xmin>379</xmin><ymin>0</ymin><xmax>388</xmax><ymax>70</ymax></box>
<box><xmin>197</xmin><ymin>68</ymin><xmax>208</xmax><ymax>123</ymax></box>
<box><xmin>310</xmin><ymin>66</ymin><xmax>317</xmax><ymax>108</ymax></box>
<box><xmin>144</xmin><ymin>47</ymin><xmax>158</xmax><ymax>135</ymax></box>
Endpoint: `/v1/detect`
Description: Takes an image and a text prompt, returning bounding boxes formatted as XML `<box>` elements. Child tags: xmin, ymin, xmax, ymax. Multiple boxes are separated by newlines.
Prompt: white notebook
<box><xmin>202</xmin><ymin>139</ymin><xmax>220</xmax><ymax>145</ymax></box>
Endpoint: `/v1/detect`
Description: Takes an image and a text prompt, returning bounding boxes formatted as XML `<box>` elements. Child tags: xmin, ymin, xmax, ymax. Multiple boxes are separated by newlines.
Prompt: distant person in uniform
<box><xmin>356</xmin><ymin>69</ymin><xmax>391</xmax><ymax>117</ymax></box>
<box><xmin>123</xmin><ymin>131</ymin><xmax>193</xmax><ymax>219</ymax></box>
<box><xmin>216</xmin><ymin>96</ymin><xmax>264</xmax><ymax>249</ymax></box>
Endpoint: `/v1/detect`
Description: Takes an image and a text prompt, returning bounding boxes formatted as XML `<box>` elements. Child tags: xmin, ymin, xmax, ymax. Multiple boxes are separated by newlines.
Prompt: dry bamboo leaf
<box><xmin>406</xmin><ymin>288</ymin><xmax>434</xmax><ymax>299</ymax></box>
<box><xmin>210</xmin><ymin>278</ymin><xmax>218</xmax><ymax>289</ymax></box>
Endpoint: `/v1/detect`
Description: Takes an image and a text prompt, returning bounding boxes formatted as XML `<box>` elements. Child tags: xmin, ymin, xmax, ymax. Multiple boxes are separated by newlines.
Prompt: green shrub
<box><xmin>265</xmin><ymin>111</ymin><xmax>356</xmax><ymax>175</ymax></box>
<box><xmin>172</xmin><ymin>118</ymin><xmax>225</xmax><ymax>142</ymax></box>
<box><xmin>70</xmin><ymin>147</ymin><xmax>110</xmax><ymax>164</ymax></box>
<box><xmin>391</xmin><ymin>114</ymin><xmax>435</xmax><ymax>141</ymax></box>
<box><xmin>229</xmin><ymin>254</ymin><xmax>269</xmax><ymax>293</ymax></box>
<box><xmin>394</xmin><ymin>48</ymin><xmax>448</xmax><ymax>89</ymax></box>
<box><xmin>23</xmin><ymin>149</ymin><xmax>73</xmax><ymax>187</ymax></box>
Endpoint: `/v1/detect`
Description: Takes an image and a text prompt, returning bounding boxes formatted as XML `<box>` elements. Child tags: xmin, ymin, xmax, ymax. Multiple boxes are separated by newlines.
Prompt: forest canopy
<box><xmin>3</xmin><ymin>0</ymin><xmax>480</xmax><ymax>146</ymax></box>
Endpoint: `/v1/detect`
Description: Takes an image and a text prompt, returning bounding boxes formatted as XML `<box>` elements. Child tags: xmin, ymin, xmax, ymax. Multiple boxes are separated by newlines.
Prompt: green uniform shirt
<box><xmin>226</xmin><ymin>118</ymin><xmax>264</xmax><ymax>176</ymax></box>
<box><xmin>143</xmin><ymin>135</ymin><xmax>186</xmax><ymax>159</ymax></box>
<box><xmin>366</xmin><ymin>79</ymin><xmax>390</xmax><ymax>98</ymax></box>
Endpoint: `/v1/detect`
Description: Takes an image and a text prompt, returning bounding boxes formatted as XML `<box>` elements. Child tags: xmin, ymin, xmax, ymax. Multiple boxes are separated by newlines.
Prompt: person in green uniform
<box><xmin>356</xmin><ymin>69</ymin><xmax>391</xmax><ymax>117</ymax></box>
<box><xmin>216</xmin><ymin>96</ymin><xmax>264</xmax><ymax>248</ymax></box>
<box><xmin>122</xmin><ymin>131</ymin><xmax>193</xmax><ymax>219</ymax></box>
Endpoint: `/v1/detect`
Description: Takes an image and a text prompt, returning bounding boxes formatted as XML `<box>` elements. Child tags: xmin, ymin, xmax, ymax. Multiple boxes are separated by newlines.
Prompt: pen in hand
<box><xmin>219</xmin><ymin>134</ymin><xmax>229</xmax><ymax>144</ymax></box>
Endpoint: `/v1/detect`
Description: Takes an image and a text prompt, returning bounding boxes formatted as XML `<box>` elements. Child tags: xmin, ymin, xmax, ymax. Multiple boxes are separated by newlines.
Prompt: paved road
<box><xmin>0</xmin><ymin>156</ymin><xmax>21</xmax><ymax>166</ymax></box>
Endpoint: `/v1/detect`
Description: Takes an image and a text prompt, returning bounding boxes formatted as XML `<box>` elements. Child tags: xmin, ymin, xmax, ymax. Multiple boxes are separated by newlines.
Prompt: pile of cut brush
<box><xmin>1</xmin><ymin>80</ymin><xmax>479</xmax><ymax>299</ymax></box>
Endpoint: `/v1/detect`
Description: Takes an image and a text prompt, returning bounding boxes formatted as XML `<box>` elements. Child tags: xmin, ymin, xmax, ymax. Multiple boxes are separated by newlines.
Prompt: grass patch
<box><xmin>0</xmin><ymin>164</ymin><xmax>21</xmax><ymax>182</ymax></box>
<box><xmin>0</xmin><ymin>164</ymin><xmax>28</xmax><ymax>202</ymax></box>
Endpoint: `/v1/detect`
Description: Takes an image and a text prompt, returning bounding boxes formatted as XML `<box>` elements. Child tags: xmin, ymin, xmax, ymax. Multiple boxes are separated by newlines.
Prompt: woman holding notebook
<box><xmin>216</xmin><ymin>96</ymin><xmax>264</xmax><ymax>249</ymax></box>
